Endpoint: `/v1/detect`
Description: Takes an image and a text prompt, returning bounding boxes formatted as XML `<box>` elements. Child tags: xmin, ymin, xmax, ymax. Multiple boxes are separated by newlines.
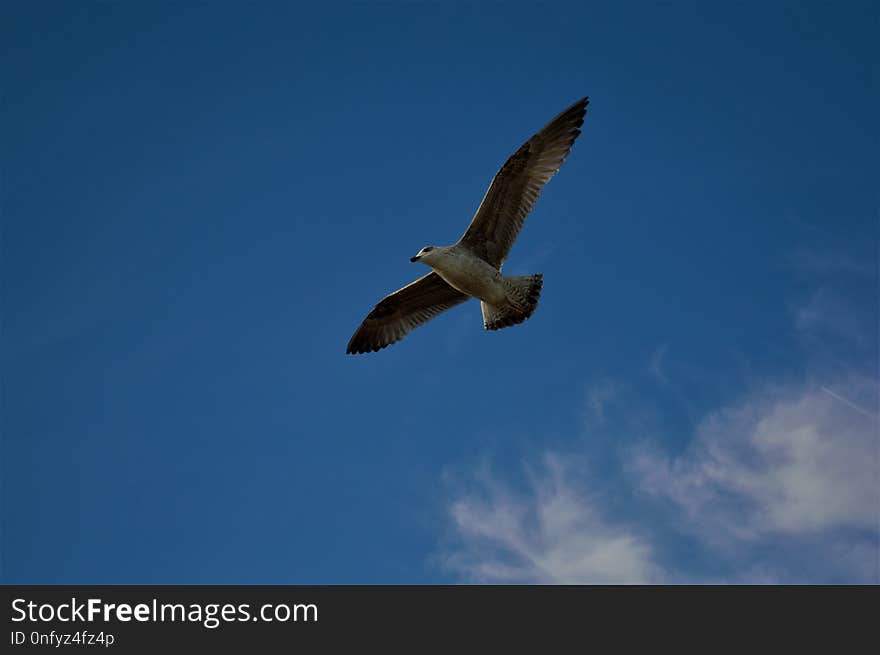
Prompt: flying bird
<box><xmin>346</xmin><ymin>97</ymin><xmax>589</xmax><ymax>354</ymax></box>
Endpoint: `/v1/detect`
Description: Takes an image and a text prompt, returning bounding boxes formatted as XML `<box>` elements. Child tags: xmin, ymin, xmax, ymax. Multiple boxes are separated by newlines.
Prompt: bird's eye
<box><xmin>424</xmin><ymin>247</ymin><xmax>433</xmax><ymax>252</ymax></box>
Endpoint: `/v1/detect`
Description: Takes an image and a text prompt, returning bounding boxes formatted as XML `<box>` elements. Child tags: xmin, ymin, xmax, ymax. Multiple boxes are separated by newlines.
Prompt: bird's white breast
<box><xmin>429</xmin><ymin>247</ymin><xmax>507</xmax><ymax>305</ymax></box>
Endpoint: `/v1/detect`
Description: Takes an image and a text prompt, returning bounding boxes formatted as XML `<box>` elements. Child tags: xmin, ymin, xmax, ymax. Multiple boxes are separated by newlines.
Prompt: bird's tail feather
<box><xmin>481</xmin><ymin>274</ymin><xmax>543</xmax><ymax>331</ymax></box>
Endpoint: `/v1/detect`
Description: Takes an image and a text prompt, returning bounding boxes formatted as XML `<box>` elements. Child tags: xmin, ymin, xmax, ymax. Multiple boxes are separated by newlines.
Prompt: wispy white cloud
<box><xmin>632</xmin><ymin>375</ymin><xmax>878</xmax><ymax>541</ymax></box>
<box><xmin>443</xmin><ymin>454</ymin><xmax>660</xmax><ymax>583</ymax></box>
<box><xmin>442</xmin><ymin>374</ymin><xmax>878</xmax><ymax>583</ymax></box>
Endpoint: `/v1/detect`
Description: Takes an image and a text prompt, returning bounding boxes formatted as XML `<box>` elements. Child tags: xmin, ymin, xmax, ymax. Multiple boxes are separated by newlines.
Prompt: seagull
<box><xmin>346</xmin><ymin>97</ymin><xmax>588</xmax><ymax>354</ymax></box>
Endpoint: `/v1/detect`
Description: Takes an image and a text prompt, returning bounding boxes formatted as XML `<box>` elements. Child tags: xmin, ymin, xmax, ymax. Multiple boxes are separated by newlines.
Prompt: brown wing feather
<box><xmin>459</xmin><ymin>97</ymin><xmax>588</xmax><ymax>267</ymax></box>
<box><xmin>346</xmin><ymin>272</ymin><xmax>470</xmax><ymax>354</ymax></box>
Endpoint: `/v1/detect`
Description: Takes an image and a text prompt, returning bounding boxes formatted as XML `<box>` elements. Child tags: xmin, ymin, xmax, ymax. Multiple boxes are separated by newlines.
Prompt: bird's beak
<box><xmin>410</xmin><ymin>256</ymin><xmax>419</xmax><ymax>263</ymax></box>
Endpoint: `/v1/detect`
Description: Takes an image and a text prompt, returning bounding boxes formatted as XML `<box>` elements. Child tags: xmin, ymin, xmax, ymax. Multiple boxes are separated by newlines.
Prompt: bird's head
<box><xmin>410</xmin><ymin>245</ymin><xmax>441</xmax><ymax>264</ymax></box>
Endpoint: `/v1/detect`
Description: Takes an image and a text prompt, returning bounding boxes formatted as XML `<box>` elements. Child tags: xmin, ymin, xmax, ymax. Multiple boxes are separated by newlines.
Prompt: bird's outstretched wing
<box><xmin>346</xmin><ymin>272</ymin><xmax>470</xmax><ymax>354</ymax></box>
<box><xmin>459</xmin><ymin>97</ymin><xmax>588</xmax><ymax>268</ymax></box>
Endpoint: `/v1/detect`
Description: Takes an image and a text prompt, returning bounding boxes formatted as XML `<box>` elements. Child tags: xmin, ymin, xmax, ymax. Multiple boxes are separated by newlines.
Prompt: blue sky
<box><xmin>2</xmin><ymin>2</ymin><xmax>877</xmax><ymax>583</ymax></box>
